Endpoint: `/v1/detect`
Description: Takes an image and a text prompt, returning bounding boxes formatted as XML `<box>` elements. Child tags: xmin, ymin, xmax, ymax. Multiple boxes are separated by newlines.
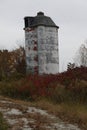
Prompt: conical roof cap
<box><xmin>24</xmin><ymin>12</ymin><xmax>59</xmax><ymax>28</ymax></box>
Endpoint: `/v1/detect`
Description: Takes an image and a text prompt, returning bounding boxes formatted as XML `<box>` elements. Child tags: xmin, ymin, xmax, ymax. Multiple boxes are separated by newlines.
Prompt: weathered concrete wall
<box><xmin>25</xmin><ymin>26</ymin><xmax>59</xmax><ymax>74</ymax></box>
<box><xmin>37</xmin><ymin>26</ymin><xmax>59</xmax><ymax>74</ymax></box>
<box><xmin>25</xmin><ymin>28</ymin><xmax>38</xmax><ymax>74</ymax></box>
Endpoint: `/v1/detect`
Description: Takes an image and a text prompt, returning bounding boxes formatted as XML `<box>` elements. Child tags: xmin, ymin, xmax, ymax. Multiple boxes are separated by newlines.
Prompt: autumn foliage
<box><xmin>0</xmin><ymin>48</ymin><xmax>86</xmax><ymax>103</ymax></box>
<box><xmin>0</xmin><ymin>47</ymin><xmax>26</xmax><ymax>80</ymax></box>
<box><xmin>16</xmin><ymin>66</ymin><xmax>87</xmax><ymax>100</ymax></box>
<box><xmin>0</xmin><ymin>66</ymin><xmax>87</xmax><ymax>103</ymax></box>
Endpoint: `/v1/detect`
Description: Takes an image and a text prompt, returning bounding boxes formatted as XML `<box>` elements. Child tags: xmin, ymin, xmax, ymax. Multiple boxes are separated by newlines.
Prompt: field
<box><xmin>0</xmin><ymin>66</ymin><xmax>87</xmax><ymax>129</ymax></box>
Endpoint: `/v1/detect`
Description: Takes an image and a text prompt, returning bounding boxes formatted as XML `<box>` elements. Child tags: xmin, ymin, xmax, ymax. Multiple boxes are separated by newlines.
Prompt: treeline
<box><xmin>0</xmin><ymin>47</ymin><xmax>26</xmax><ymax>80</ymax></box>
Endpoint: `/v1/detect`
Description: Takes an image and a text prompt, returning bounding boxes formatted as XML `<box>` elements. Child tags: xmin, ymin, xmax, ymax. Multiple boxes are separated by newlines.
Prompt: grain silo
<box><xmin>24</xmin><ymin>12</ymin><xmax>59</xmax><ymax>74</ymax></box>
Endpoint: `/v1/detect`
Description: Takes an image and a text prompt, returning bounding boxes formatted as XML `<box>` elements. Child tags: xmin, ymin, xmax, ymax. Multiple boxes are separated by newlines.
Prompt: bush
<box><xmin>49</xmin><ymin>80</ymin><xmax>87</xmax><ymax>104</ymax></box>
<box><xmin>0</xmin><ymin>67</ymin><xmax>87</xmax><ymax>103</ymax></box>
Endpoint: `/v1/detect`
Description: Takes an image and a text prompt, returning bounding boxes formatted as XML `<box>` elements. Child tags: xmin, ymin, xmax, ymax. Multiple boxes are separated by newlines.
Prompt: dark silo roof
<box><xmin>24</xmin><ymin>12</ymin><xmax>59</xmax><ymax>28</ymax></box>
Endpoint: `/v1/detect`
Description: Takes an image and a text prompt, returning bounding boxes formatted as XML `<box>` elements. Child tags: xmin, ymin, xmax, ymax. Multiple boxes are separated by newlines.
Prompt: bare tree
<box><xmin>74</xmin><ymin>42</ymin><xmax>87</xmax><ymax>67</ymax></box>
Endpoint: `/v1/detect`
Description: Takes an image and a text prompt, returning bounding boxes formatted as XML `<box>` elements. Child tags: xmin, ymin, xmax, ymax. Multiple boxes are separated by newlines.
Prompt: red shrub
<box><xmin>16</xmin><ymin>67</ymin><xmax>87</xmax><ymax>99</ymax></box>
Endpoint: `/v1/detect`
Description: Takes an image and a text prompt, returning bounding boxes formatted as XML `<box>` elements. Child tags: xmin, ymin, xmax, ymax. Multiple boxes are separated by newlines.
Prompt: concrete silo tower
<box><xmin>24</xmin><ymin>12</ymin><xmax>59</xmax><ymax>74</ymax></box>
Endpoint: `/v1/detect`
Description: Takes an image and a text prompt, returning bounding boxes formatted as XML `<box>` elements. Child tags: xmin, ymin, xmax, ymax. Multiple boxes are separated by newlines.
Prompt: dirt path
<box><xmin>0</xmin><ymin>96</ymin><xmax>81</xmax><ymax>130</ymax></box>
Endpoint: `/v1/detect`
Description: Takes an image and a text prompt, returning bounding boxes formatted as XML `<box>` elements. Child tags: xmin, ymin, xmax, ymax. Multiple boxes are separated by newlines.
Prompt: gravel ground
<box><xmin>0</xmin><ymin>96</ymin><xmax>81</xmax><ymax>130</ymax></box>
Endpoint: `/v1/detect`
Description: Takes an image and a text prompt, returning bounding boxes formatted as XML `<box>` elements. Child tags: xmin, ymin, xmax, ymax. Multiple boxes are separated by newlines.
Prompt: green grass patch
<box><xmin>0</xmin><ymin>112</ymin><xmax>9</xmax><ymax>130</ymax></box>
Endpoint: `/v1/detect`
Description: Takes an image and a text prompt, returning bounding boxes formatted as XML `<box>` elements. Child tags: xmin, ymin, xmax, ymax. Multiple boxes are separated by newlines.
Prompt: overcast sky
<box><xmin>0</xmin><ymin>0</ymin><xmax>87</xmax><ymax>71</ymax></box>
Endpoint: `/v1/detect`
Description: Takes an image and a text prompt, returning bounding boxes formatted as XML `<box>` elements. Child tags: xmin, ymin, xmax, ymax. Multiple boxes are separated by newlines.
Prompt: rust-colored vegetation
<box><xmin>0</xmin><ymin>47</ymin><xmax>87</xmax><ymax>129</ymax></box>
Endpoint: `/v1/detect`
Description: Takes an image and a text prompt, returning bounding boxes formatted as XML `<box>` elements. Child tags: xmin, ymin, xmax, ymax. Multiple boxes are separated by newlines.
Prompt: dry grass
<box><xmin>0</xmin><ymin>67</ymin><xmax>87</xmax><ymax>129</ymax></box>
<box><xmin>0</xmin><ymin>95</ymin><xmax>87</xmax><ymax>130</ymax></box>
<box><xmin>30</xmin><ymin>99</ymin><xmax>87</xmax><ymax>130</ymax></box>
